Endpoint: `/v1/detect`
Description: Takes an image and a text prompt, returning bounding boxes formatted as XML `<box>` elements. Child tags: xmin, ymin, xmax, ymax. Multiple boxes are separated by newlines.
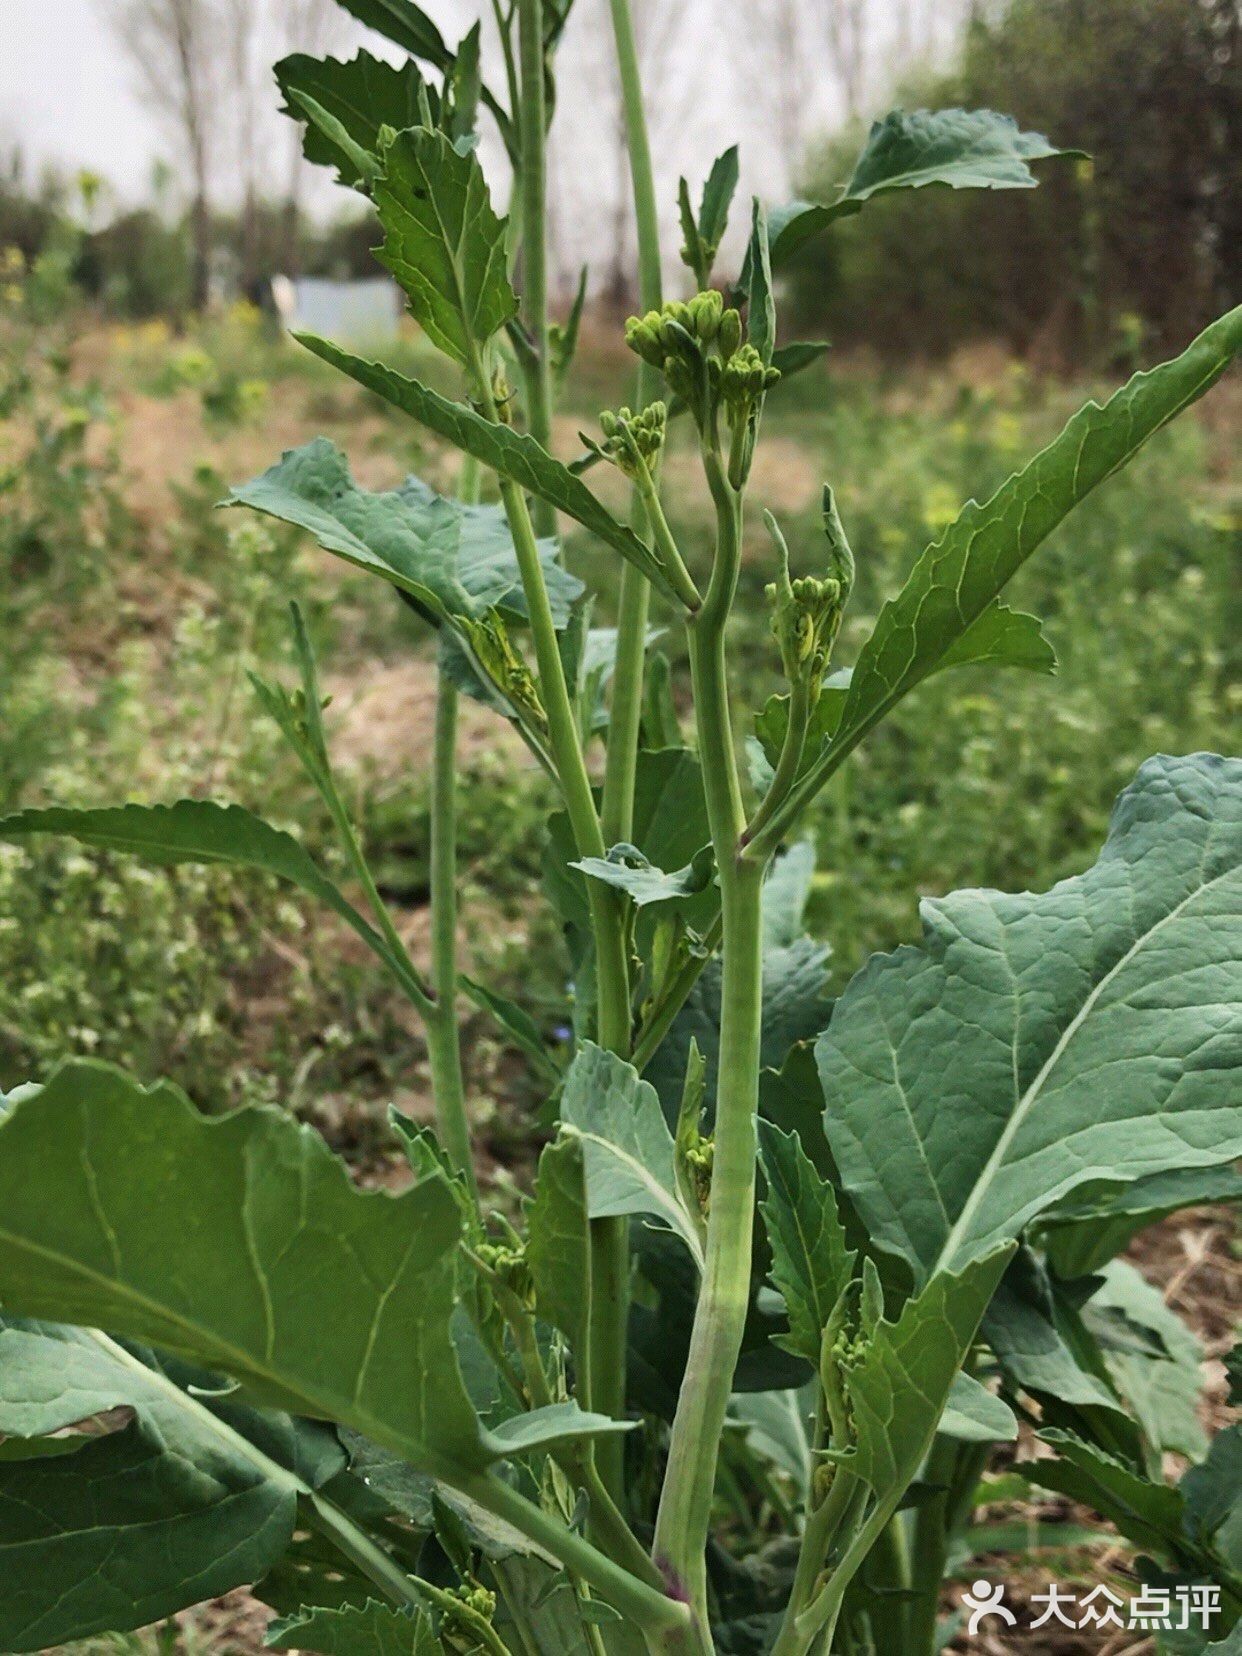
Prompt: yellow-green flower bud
<box><xmin>718</xmin><ymin>307</ymin><xmax>742</xmax><ymax>360</ymax></box>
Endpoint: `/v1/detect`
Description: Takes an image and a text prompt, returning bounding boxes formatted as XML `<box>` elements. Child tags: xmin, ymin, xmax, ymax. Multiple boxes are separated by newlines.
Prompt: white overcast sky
<box><xmin>1</xmin><ymin>1</ymin><xmax>965</xmax><ymax>288</ymax></box>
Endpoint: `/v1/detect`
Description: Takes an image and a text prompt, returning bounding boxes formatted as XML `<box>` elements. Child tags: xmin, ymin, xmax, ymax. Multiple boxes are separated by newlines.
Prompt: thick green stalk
<box><xmin>458</xmin><ymin>1471</ymin><xmax>705</xmax><ymax>1653</ymax></box>
<box><xmin>599</xmin><ymin>0</ymin><xmax>666</xmax><ymax>846</ymax></box>
<box><xmin>425</xmin><ymin>672</ymin><xmax>475</xmax><ymax>1193</ymax></box>
<box><xmin>516</xmin><ymin>0</ymin><xmax>554</xmax><ymax>533</ymax></box>
<box><xmin>652</xmin><ymin>457</ymin><xmax>761</xmax><ymax>1624</ymax></box>
<box><xmin>592</xmin><ymin>0</ymin><xmax>670</xmax><ymax>1503</ymax></box>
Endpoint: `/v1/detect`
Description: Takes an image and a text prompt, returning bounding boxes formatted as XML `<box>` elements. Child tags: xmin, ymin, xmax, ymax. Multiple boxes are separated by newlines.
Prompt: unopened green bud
<box><xmin>590</xmin><ymin>401</ymin><xmax>666</xmax><ymax>478</ymax></box>
<box><xmin>811</xmin><ymin>1460</ymin><xmax>836</xmax><ymax>1505</ymax></box>
<box><xmin>718</xmin><ymin>307</ymin><xmax>742</xmax><ymax>360</ymax></box>
<box><xmin>624</xmin><ymin>311</ymin><xmax>665</xmax><ymax>367</ymax></box>
<box><xmin>688</xmin><ymin>288</ymin><xmax>723</xmax><ymax>343</ymax></box>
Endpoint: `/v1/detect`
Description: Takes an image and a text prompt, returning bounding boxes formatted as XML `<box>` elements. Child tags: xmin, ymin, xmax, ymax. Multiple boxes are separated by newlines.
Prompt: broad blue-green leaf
<box><xmin>0</xmin><ymin>1320</ymin><xmax>343</xmax><ymax>1651</ymax></box>
<box><xmin>560</xmin><ymin>1042</ymin><xmax>704</xmax><ymax>1269</ymax></box>
<box><xmin>828</xmin><ymin>308</ymin><xmax>1241</xmax><ymax>765</ymax></box>
<box><xmin>374</xmin><ymin>126</ymin><xmax>515</xmax><ymax>367</ymax></box>
<box><xmin>295</xmin><ymin>336</ymin><xmax>676</xmax><ymax>600</ymax></box>
<box><xmin>839</xmin><ymin>1250</ymin><xmax>1013</xmax><ymax>1502</ymax></box>
<box><xmin>0</xmin><ymin>1062</ymin><xmax>486</xmax><ymax>1470</ymax></box>
<box><xmin>225</xmin><ymin>439</ymin><xmax>581</xmax><ymax>627</ymax></box>
<box><xmin>268</xmin><ymin>1600</ymin><xmax>440</xmax><ymax>1654</ymax></box>
<box><xmin>526</xmin><ymin>1136</ymin><xmax>592</xmax><ymax>1364</ymax></box>
<box><xmin>817</xmin><ymin>754</ymin><xmax>1242</xmax><ymax>1285</ymax></box>
<box><xmin>939</xmin><ymin>1372</ymin><xmax>1018</xmax><ymax>1443</ymax></box>
<box><xmin>758</xmin><ymin>1120</ymin><xmax>855</xmax><ymax>1366</ymax></box>
<box><xmin>572</xmin><ymin>842</ymin><xmax>715</xmax><ymax>908</ymax></box>
<box><xmin>769</xmin><ymin>108</ymin><xmax>1078</xmax><ymax>265</ymax></box>
<box><xmin>276</xmin><ymin>53</ymin><xmax>436</xmax><ymax>188</ymax></box>
<box><xmin>0</xmin><ymin>798</ymin><xmax>415</xmax><ymax>981</ymax></box>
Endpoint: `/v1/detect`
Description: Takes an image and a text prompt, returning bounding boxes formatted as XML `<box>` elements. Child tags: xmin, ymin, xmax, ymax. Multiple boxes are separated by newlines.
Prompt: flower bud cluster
<box><xmin>684</xmin><ymin>1137</ymin><xmax>715</xmax><ymax>1219</ymax></box>
<box><xmin>475</xmin><ymin>1237</ymin><xmax>534</xmax><ymax>1309</ymax></box>
<box><xmin>624</xmin><ymin>294</ymin><xmax>774</xmax><ymax>443</ymax></box>
<box><xmin>720</xmin><ymin>343</ymin><xmax>781</xmax><ymax>420</ymax></box>
<box><xmin>592</xmin><ymin>401</ymin><xmax>667</xmax><ymax>478</ymax></box>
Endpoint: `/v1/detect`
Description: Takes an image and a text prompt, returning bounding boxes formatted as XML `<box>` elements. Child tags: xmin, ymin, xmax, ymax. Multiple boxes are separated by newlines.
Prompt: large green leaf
<box><xmin>757</xmin><ymin>1120</ymin><xmax>855</xmax><ymax>1366</ymax></box>
<box><xmin>824</xmin><ymin>308</ymin><xmax>1241</xmax><ymax>769</ymax></box>
<box><xmin>225</xmin><ymin>439</ymin><xmax>581</xmax><ymax>627</ymax></box>
<box><xmin>573</xmin><ymin>842</ymin><xmax>715</xmax><ymax>908</ymax></box>
<box><xmin>0</xmin><ymin>1320</ymin><xmax>343</xmax><ymax>1651</ymax></box>
<box><xmin>294</xmin><ymin>335</ymin><xmax>677</xmax><ymax>600</ymax></box>
<box><xmin>939</xmin><ymin>1371</ymin><xmax>1018</xmax><ymax>1444</ymax></box>
<box><xmin>276</xmin><ymin>52</ymin><xmax>436</xmax><ymax>188</ymax></box>
<box><xmin>268</xmin><ymin>1600</ymin><xmax>440</xmax><ymax>1655</ymax></box>
<box><xmin>0</xmin><ymin>799</ymin><xmax>413</xmax><ymax>990</ymax></box>
<box><xmin>560</xmin><ymin>1042</ymin><xmax>704</xmax><ymax>1269</ymax></box>
<box><xmin>817</xmin><ymin>754</ymin><xmax>1242</xmax><ymax>1284</ymax></box>
<box><xmin>769</xmin><ymin>108</ymin><xmax>1077</xmax><ymax>265</ymax></box>
<box><xmin>374</xmin><ymin>126</ymin><xmax>515</xmax><ymax>367</ymax></box>
<box><xmin>0</xmin><ymin>1063</ymin><xmax>485</xmax><ymax>1468</ymax></box>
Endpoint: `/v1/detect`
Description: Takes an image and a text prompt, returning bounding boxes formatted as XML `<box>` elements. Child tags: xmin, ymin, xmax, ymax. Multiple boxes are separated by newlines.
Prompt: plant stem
<box><xmin>516</xmin><ymin>0</ymin><xmax>554</xmax><ymax>533</ymax></box>
<box><xmin>770</xmin><ymin>1471</ymin><xmax>864</xmax><ymax>1656</ymax></box>
<box><xmin>599</xmin><ymin>0</ymin><xmax>665</xmax><ymax>849</ymax></box>
<box><xmin>590</xmin><ymin>0</ymin><xmax>671</xmax><ymax>1499</ymax></box>
<box><xmin>309</xmin><ymin>1491</ymin><xmax>509</xmax><ymax>1656</ymax></box>
<box><xmin>652</xmin><ymin>455</ymin><xmax>762</xmax><ymax>1626</ymax></box>
<box><xmin>425</xmin><ymin>671</ymin><xmax>475</xmax><ymax>1194</ymax></box>
<box><xmin>458</xmin><ymin>1471</ymin><xmax>703</xmax><ymax>1651</ymax></box>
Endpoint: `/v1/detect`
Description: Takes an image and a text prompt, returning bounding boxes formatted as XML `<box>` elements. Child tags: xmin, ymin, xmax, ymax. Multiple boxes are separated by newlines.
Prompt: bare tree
<box><xmin>224</xmin><ymin>0</ymin><xmax>262</xmax><ymax>293</ymax></box>
<box><xmin>276</xmin><ymin>0</ymin><xmax>356</xmax><ymax>275</ymax></box>
<box><xmin>110</xmin><ymin>0</ymin><xmax>223</xmax><ymax>310</ymax></box>
<box><xmin>822</xmin><ymin>0</ymin><xmax>870</xmax><ymax>122</ymax></box>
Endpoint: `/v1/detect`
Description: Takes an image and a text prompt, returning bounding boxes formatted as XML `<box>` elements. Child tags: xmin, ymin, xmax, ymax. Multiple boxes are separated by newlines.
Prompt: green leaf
<box><xmin>939</xmin><ymin>1372</ymin><xmax>1018</xmax><ymax>1443</ymax></box>
<box><xmin>294</xmin><ymin>336</ymin><xmax>677</xmax><ymax>601</ymax></box>
<box><xmin>560</xmin><ymin>1042</ymin><xmax>705</xmax><ymax>1269</ymax></box>
<box><xmin>817</xmin><ymin>754</ymin><xmax>1242</xmax><ymax>1285</ymax></box>
<box><xmin>746</xmin><ymin>199</ymin><xmax>776</xmax><ymax>367</ymax></box>
<box><xmin>526</xmin><ymin>1137</ymin><xmax>592</xmax><ymax>1363</ymax></box>
<box><xmin>758</xmin><ymin>1121</ymin><xmax>855</xmax><ymax>1366</ymax></box>
<box><xmin>983</xmin><ymin>1257</ymin><xmax>1130</xmax><ymax>1418</ymax></box>
<box><xmin>459</xmin><ymin>975</ymin><xmax>561</xmax><ymax>1080</ymax></box>
<box><xmin>769</xmin><ymin>108</ymin><xmax>1079</xmax><ymax>265</ymax></box>
<box><xmin>937</xmin><ymin>600</ymin><xmax>1056</xmax><ymax>674</ymax></box>
<box><xmin>829</xmin><ymin>307</ymin><xmax>1241</xmax><ymax>763</ymax></box>
<box><xmin>1041</xmin><ymin>1165</ymin><xmax>1242</xmax><ymax>1280</ymax></box>
<box><xmin>0</xmin><ymin>799</ymin><xmax>413</xmax><ymax>986</ymax></box>
<box><xmin>333</xmin><ymin>0</ymin><xmax>451</xmax><ymax>67</ymax></box>
<box><xmin>0</xmin><ymin>1062</ymin><xmax>488</xmax><ymax>1470</ymax></box>
<box><xmin>276</xmin><ymin>53</ymin><xmax>436</xmax><ymax>188</ymax></box>
<box><xmin>753</xmin><ymin>670</ymin><xmax>851</xmax><ymax>779</ymax></box>
<box><xmin>762</xmin><ymin>841</ymin><xmax>816</xmax><ymax>949</ymax></box>
<box><xmin>225</xmin><ymin>439</ymin><xmax>581</xmax><ymax>628</ymax></box>
<box><xmin>1183</xmin><ymin>1425</ymin><xmax>1242</xmax><ymax>1574</ymax></box>
<box><xmin>373</xmin><ymin>126</ymin><xmax>516</xmax><ymax>368</ymax></box>
<box><xmin>1020</xmin><ymin>1431</ymin><xmax>1189</xmax><ymax>1561</ymax></box>
<box><xmin>486</xmin><ymin>1403</ymin><xmax>634</xmax><ymax>1456</ymax></box>
<box><xmin>1091</xmin><ymin>1262</ymin><xmax>1207</xmax><ymax>1460</ymax></box>
<box><xmin>0</xmin><ymin>1320</ymin><xmax>343</xmax><ymax>1651</ymax></box>
<box><xmin>572</xmin><ymin>842</ymin><xmax>715</xmax><ymax>908</ymax></box>
<box><xmin>679</xmin><ymin>146</ymin><xmax>739</xmax><ymax>286</ymax></box>
<box><xmin>267</xmin><ymin>1600</ymin><xmax>440</xmax><ymax>1655</ymax></box>
<box><xmin>840</xmin><ymin>1249</ymin><xmax>1012</xmax><ymax>1502</ymax></box>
